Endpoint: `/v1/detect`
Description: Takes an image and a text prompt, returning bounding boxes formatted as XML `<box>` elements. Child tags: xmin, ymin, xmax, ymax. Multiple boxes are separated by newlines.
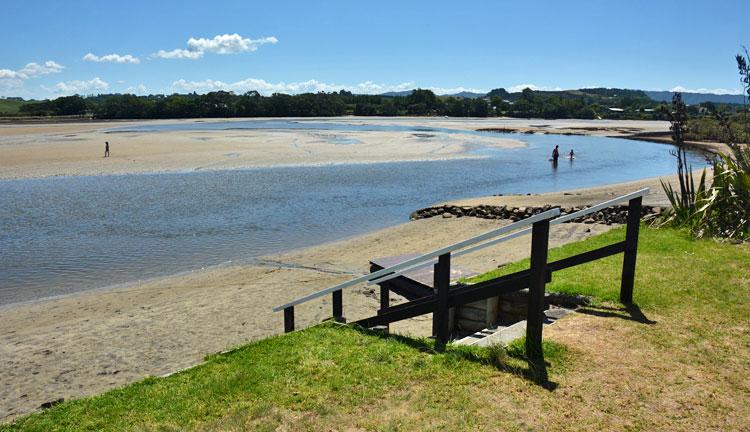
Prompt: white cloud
<box><xmin>52</xmin><ymin>77</ymin><xmax>109</xmax><ymax>95</ymax></box>
<box><xmin>170</xmin><ymin>77</ymin><xmax>485</xmax><ymax>96</ymax></box>
<box><xmin>187</xmin><ymin>34</ymin><xmax>277</xmax><ymax>54</ymax></box>
<box><xmin>507</xmin><ymin>83</ymin><xmax>563</xmax><ymax>93</ymax></box>
<box><xmin>124</xmin><ymin>84</ymin><xmax>148</xmax><ymax>94</ymax></box>
<box><xmin>428</xmin><ymin>85</ymin><xmax>487</xmax><ymax>95</ymax></box>
<box><xmin>0</xmin><ymin>69</ymin><xmax>27</xmax><ymax>79</ymax></box>
<box><xmin>670</xmin><ymin>86</ymin><xmax>742</xmax><ymax>95</ymax></box>
<box><xmin>0</xmin><ymin>60</ymin><xmax>64</xmax><ymax>95</ymax></box>
<box><xmin>154</xmin><ymin>33</ymin><xmax>277</xmax><ymax>60</ymax></box>
<box><xmin>154</xmin><ymin>48</ymin><xmax>204</xmax><ymax>60</ymax></box>
<box><xmin>83</xmin><ymin>53</ymin><xmax>140</xmax><ymax>64</ymax></box>
<box><xmin>19</xmin><ymin>60</ymin><xmax>64</xmax><ymax>77</ymax></box>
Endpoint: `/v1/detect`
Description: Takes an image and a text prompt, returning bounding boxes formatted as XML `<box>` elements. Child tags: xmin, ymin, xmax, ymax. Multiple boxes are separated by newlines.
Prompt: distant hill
<box><xmin>644</xmin><ymin>91</ymin><xmax>745</xmax><ymax>105</ymax></box>
<box><xmin>380</xmin><ymin>91</ymin><xmax>414</xmax><ymax>97</ymax></box>
<box><xmin>381</xmin><ymin>90</ymin><xmax>487</xmax><ymax>99</ymax></box>
<box><xmin>447</xmin><ymin>91</ymin><xmax>485</xmax><ymax>99</ymax></box>
<box><xmin>382</xmin><ymin>88</ymin><xmax>746</xmax><ymax>105</ymax></box>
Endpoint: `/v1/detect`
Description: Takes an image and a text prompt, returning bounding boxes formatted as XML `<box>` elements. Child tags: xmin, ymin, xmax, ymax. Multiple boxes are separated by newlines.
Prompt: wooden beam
<box><xmin>526</xmin><ymin>219</ymin><xmax>550</xmax><ymax>360</ymax></box>
<box><xmin>332</xmin><ymin>289</ymin><xmax>344</xmax><ymax>322</ymax></box>
<box><xmin>284</xmin><ymin>306</ymin><xmax>295</xmax><ymax>333</ymax></box>
<box><xmin>379</xmin><ymin>285</ymin><xmax>390</xmax><ymax>333</ymax></box>
<box><xmin>547</xmin><ymin>241</ymin><xmax>626</xmax><ymax>272</ymax></box>
<box><xmin>359</xmin><ymin>268</ymin><xmax>547</xmax><ymax>329</ymax></box>
<box><xmin>434</xmin><ymin>253</ymin><xmax>451</xmax><ymax>351</ymax></box>
<box><xmin>356</xmin><ymin>296</ymin><xmax>437</xmax><ymax>328</ymax></box>
<box><xmin>620</xmin><ymin>196</ymin><xmax>642</xmax><ymax>304</ymax></box>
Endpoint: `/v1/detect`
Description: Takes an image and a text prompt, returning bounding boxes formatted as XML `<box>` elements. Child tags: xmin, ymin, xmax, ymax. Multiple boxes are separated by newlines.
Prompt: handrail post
<box><xmin>526</xmin><ymin>219</ymin><xmax>550</xmax><ymax>360</ymax></box>
<box><xmin>620</xmin><ymin>196</ymin><xmax>642</xmax><ymax>304</ymax></box>
<box><xmin>433</xmin><ymin>253</ymin><xmax>451</xmax><ymax>352</ymax></box>
<box><xmin>379</xmin><ymin>285</ymin><xmax>390</xmax><ymax>333</ymax></box>
<box><xmin>332</xmin><ymin>289</ymin><xmax>344</xmax><ymax>322</ymax></box>
<box><xmin>284</xmin><ymin>306</ymin><xmax>295</xmax><ymax>333</ymax></box>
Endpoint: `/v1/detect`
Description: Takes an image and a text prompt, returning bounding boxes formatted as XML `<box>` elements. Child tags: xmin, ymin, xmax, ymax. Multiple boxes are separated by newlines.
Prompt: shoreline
<box><xmin>0</xmin><ymin>116</ymin><xmax>726</xmax><ymax>181</ymax></box>
<box><xmin>1</xmin><ymin>172</ymin><xmax>680</xmax><ymax>311</ymax></box>
<box><xmin>0</xmin><ymin>152</ymin><xmax>490</xmax><ymax>183</ymax></box>
<box><xmin>0</xmin><ymin>174</ymin><xmax>674</xmax><ymax>422</ymax></box>
<box><xmin>0</xmin><ymin>118</ymin><xmax>526</xmax><ymax>180</ymax></box>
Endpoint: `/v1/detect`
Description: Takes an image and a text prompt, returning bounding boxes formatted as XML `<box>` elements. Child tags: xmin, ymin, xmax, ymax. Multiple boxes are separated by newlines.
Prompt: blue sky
<box><xmin>2</xmin><ymin>0</ymin><xmax>748</xmax><ymax>99</ymax></box>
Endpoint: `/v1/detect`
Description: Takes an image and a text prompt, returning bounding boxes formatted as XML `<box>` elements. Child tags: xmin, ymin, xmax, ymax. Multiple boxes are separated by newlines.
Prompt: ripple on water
<box><xmin>0</xmin><ymin>130</ymin><xmax>705</xmax><ymax>305</ymax></box>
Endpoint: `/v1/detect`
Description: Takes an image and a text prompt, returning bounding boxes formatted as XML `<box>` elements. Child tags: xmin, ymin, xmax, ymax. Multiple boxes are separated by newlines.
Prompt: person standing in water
<box><xmin>104</xmin><ymin>141</ymin><xmax>110</xmax><ymax>157</ymax></box>
<box><xmin>569</xmin><ymin>149</ymin><xmax>575</xmax><ymax>159</ymax></box>
<box><xmin>552</xmin><ymin>145</ymin><xmax>559</xmax><ymax>162</ymax></box>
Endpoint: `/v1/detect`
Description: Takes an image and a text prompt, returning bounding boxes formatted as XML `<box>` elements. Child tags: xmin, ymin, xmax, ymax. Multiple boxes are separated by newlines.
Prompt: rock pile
<box><xmin>410</xmin><ymin>203</ymin><xmax>664</xmax><ymax>225</ymax></box>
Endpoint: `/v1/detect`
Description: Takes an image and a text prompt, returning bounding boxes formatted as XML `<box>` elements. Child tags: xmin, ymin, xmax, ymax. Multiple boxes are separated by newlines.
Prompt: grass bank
<box><xmin>4</xmin><ymin>227</ymin><xmax>749</xmax><ymax>431</ymax></box>
<box><xmin>0</xmin><ymin>99</ymin><xmax>29</xmax><ymax>115</ymax></box>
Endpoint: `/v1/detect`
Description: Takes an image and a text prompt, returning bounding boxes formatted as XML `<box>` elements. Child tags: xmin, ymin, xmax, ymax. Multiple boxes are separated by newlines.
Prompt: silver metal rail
<box><xmin>272</xmin><ymin>207</ymin><xmax>561</xmax><ymax>312</ymax></box>
<box><xmin>365</xmin><ymin>187</ymin><xmax>650</xmax><ymax>286</ymax></box>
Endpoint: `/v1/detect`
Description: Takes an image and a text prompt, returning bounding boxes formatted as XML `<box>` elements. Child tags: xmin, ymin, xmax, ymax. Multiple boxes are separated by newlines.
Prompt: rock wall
<box><xmin>410</xmin><ymin>203</ymin><xmax>664</xmax><ymax>225</ymax></box>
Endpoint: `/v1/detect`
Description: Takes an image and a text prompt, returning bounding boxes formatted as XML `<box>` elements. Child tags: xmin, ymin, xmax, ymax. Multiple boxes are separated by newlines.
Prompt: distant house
<box><xmin>608</xmin><ymin>107</ymin><xmax>624</xmax><ymax>112</ymax></box>
<box><xmin>643</xmin><ymin>108</ymin><xmax>655</xmax><ymax>112</ymax></box>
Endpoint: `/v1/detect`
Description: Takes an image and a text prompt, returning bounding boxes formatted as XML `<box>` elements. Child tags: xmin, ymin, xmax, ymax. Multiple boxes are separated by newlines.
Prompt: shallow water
<box><xmin>0</xmin><ymin>125</ymin><xmax>705</xmax><ymax>305</ymax></box>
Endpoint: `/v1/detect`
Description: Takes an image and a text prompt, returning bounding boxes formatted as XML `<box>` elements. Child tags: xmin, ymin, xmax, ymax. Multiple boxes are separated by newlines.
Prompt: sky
<box><xmin>2</xmin><ymin>0</ymin><xmax>749</xmax><ymax>99</ymax></box>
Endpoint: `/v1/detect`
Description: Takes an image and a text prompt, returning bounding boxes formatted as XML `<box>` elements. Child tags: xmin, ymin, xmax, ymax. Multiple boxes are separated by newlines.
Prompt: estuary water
<box><xmin>0</xmin><ymin>123</ymin><xmax>705</xmax><ymax>305</ymax></box>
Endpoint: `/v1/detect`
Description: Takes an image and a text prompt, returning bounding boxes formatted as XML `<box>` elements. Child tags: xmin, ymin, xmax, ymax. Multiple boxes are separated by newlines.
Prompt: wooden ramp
<box><xmin>369</xmin><ymin>253</ymin><xmax>477</xmax><ymax>300</ymax></box>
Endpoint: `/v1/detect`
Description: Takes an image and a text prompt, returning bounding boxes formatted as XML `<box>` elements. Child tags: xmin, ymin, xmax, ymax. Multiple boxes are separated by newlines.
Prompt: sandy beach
<box><xmin>0</xmin><ymin>117</ymin><xmax>679</xmax><ymax>180</ymax></box>
<box><xmin>0</xmin><ymin>173</ymin><xmax>673</xmax><ymax>422</ymax></box>
<box><xmin>0</xmin><ymin>117</ymin><xmax>693</xmax><ymax>422</ymax></box>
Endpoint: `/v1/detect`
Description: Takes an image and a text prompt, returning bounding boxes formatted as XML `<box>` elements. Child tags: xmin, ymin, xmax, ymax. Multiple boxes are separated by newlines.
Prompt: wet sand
<box><xmin>0</xmin><ymin>173</ymin><xmax>669</xmax><ymax>422</ymax></box>
<box><xmin>0</xmin><ymin>117</ymin><xmax>677</xmax><ymax>180</ymax></box>
<box><xmin>0</xmin><ymin>118</ymin><xmax>527</xmax><ymax>180</ymax></box>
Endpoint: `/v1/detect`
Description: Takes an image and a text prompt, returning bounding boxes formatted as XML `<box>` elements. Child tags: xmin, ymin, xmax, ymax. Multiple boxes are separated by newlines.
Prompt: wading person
<box><xmin>551</xmin><ymin>145</ymin><xmax>559</xmax><ymax>162</ymax></box>
<box><xmin>104</xmin><ymin>141</ymin><xmax>110</xmax><ymax>157</ymax></box>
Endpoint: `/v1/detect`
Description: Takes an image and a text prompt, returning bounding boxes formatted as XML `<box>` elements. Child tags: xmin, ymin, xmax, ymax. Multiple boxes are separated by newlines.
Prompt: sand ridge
<box><xmin>0</xmin><ymin>117</ymin><xmax>677</xmax><ymax>180</ymax></box>
<box><xmin>0</xmin><ymin>118</ymin><xmax>528</xmax><ymax>180</ymax></box>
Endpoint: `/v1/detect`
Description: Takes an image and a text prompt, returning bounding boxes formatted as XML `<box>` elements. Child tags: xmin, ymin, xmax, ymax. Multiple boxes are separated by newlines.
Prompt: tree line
<box><xmin>13</xmin><ymin>87</ymin><xmax>746</xmax><ymax>124</ymax></box>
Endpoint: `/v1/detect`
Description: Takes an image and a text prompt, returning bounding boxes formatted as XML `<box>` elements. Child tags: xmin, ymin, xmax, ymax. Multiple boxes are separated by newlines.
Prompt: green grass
<box><xmin>3</xmin><ymin>226</ymin><xmax>749</xmax><ymax>431</ymax></box>
<box><xmin>468</xmin><ymin>225</ymin><xmax>749</xmax><ymax>312</ymax></box>
<box><xmin>2</xmin><ymin>325</ymin><xmax>565</xmax><ymax>431</ymax></box>
<box><xmin>0</xmin><ymin>99</ymin><xmax>29</xmax><ymax>115</ymax></box>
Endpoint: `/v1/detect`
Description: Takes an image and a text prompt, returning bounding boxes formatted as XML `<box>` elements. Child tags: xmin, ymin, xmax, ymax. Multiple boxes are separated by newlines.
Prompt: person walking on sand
<box><xmin>551</xmin><ymin>145</ymin><xmax>559</xmax><ymax>162</ymax></box>
<box><xmin>104</xmin><ymin>141</ymin><xmax>110</xmax><ymax>158</ymax></box>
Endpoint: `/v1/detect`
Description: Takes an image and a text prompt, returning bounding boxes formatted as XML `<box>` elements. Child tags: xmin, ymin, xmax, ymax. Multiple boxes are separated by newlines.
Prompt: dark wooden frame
<box><xmin>283</xmin><ymin>196</ymin><xmax>644</xmax><ymax>358</ymax></box>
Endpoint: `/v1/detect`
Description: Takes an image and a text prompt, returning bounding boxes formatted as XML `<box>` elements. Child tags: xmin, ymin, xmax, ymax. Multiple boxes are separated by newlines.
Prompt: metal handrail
<box><xmin>366</xmin><ymin>187</ymin><xmax>650</xmax><ymax>285</ymax></box>
<box><xmin>272</xmin><ymin>207</ymin><xmax>561</xmax><ymax>312</ymax></box>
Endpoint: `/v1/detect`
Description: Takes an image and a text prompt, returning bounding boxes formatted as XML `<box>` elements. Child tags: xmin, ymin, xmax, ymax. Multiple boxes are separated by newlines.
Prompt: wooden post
<box><xmin>379</xmin><ymin>285</ymin><xmax>390</xmax><ymax>332</ymax></box>
<box><xmin>332</xmin><ymin>289</ymin><xmax>344</xmax><ymax>322</ymax></box>
<box><xmin>485</xmin><ymin>297</ymin><xmax>499</xmax><ymax>328</ymax></box>
<box><xmin>433</xmin><ymin>253</ymin><xmax>451</xmax><ymax>351</ymax></box>
<box><xmin>284</xmin><ymin>306</ymin><xmax>295</xmax><ymax>333</ymax></box>
<box><xmin>526</xmin><ymin>219</ymin><xmax>550</xmax><ymax>360</ymax></box>
<box><xmin>620</xmin><ymin>196</ymin><xmax>642</xmax><ymax>304</ymax></box>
